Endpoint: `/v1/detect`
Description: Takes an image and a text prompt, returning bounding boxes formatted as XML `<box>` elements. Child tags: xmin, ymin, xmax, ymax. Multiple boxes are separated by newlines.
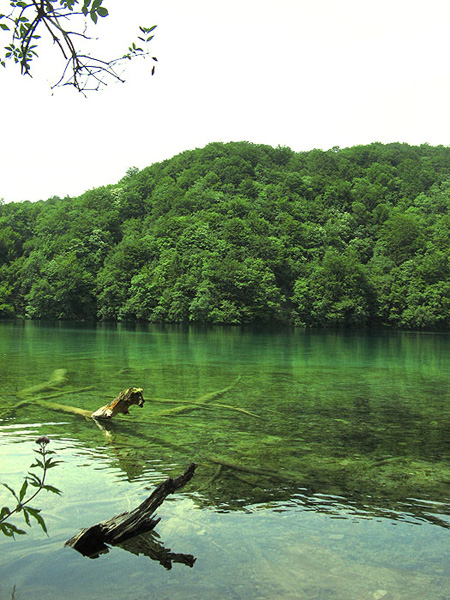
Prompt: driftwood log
<box><xmin>65</xmin><ymin>463</ymin><xmax>197</xmax><ymax>559</ymax></box>
<box><xmin>1</xmin><ymin>386</ymin><xmax>146</xmax><ymax>421</ymax></box>
<box><xmin>91</xmin><ymin>387</ymin><xmax>145</xmax><ymax>419</ymax></box>
<box><xmin>5</xmin><ymin>371</ymin><xmax>250</xmax><ymax>424</ymax></box>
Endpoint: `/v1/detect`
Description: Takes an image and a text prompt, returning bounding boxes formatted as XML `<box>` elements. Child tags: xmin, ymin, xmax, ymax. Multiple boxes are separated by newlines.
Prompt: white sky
<box><xmin>1</xmin><ymin>0</ymin><xmax>450</xmax><ymax>203</ymax></box>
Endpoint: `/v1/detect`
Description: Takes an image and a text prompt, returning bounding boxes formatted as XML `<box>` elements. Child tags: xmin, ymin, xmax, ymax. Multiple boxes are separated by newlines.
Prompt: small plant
<box><xmin>0</xmin><ymin>436</ymin><xmax>61</xmax><ymax>537</ymax></box>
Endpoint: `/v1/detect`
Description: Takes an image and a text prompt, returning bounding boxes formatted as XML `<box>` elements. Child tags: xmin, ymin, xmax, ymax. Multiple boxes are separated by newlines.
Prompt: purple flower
<box><xmin>36</xmin><ymin>436</ymin><xmax>50</xmax><ymax>446</ymax></box>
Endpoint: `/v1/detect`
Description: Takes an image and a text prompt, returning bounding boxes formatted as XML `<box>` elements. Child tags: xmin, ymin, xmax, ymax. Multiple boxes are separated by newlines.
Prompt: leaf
<box><xmin>0</xmin><ymin>506</ymin><xmax>11</xmax><ymax>519</ymax></box>
<box><xmin>0</xmin><ymin>524</ymin><xmax>14</xmax><ymax>537</ymax></box>
<box><xmin>0</xmin><ymin>23</ymin><xmax>10</xmax><ymax>31</ymax></box>
<box><xmin>97</xmin><ymin>7</ymin><xmax>108</xmax><ymax>17</ymax></box>
<box><xmin>1</xmin><ymin>483</ymin><xmax>19</xmax><ymax>501</ymax></box>
<box><xmin>44</xmin><ymin>459</ymin><xmax>61</xmax><ymax>469</ymax></box>
<box><xmin>43</xmin><ymin>484</ymin><xmax>62</xmax><ymax>495</ymax></box>
<box><xmin>90</xmin><ymin>11</ymin><xmax>98</xmax><ymax>24</ymax></box>
<box><xmin>1</xmin><ymin>522</ymin><xmax>26</xmax><ymax>537</ymax></box>
<box><xmin>25</xmin><ymin>507</ymin><xmax>48</xmax><ymax>535</ymax></box>
<box><xmin>26</xmin><ymin>473</ymin><xmax>41</xmax><ymax>487</ymax></box>
<box><xmin>19</xmin><ymin>479</ymin><xmax>28</xmax><ymax>503</ymax></box>
<box><xmin>23</xmin><ymin>508</ymin><xmax>31</xmax><ymax>527</ymax></box>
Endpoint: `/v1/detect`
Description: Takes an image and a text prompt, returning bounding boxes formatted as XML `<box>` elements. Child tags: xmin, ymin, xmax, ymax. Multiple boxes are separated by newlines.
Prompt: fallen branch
<box><xmin>157</xmin><ymin>376</ymin><xmax>242</xmax><ymax>416</ymax></box>
<box><xmin>7</xmin><ymin>387</ymin><xmax>147</xmax><ymax>421</ymax></box>
<box><xmin>206</xmin><ymin>457</ymin><xmax>302</xmax><ymax>484</ymax></box>
<box><xmin>35</xmin><ymin>387</ymin><xmax>95</xmax><ymax>401</ymax></box>
<box><xmin>0</xmin><ymin>386</ymin><xmax>94</xmax><ymax>420</ymax></box>
<box><xmin>65</xmin><ymin>463</ymin><xmax>197</xmax><ymax>558</ymax></box>
<box><xmin>197</xmin><ymin>463</ymin><xmax>223</xmax><ymax>491</ymax></box>
<box><xmin>19</xmin><ymin>369</ymin><xmax>68</xmax><ymax>398</ymax></box>
<box><xmin>7</xmin><ymin>376</ymin><xmax>245</xmax><ymax>424</ymax></box>
<box><xmin>151</xmin><ymin>396</ymin><xmax>260</xmax><ymax>419</ymax></box>
<box><xmin>34</xmin><ymin>399</ymin><xmax>93</xmax><ymax>418</ymax></box>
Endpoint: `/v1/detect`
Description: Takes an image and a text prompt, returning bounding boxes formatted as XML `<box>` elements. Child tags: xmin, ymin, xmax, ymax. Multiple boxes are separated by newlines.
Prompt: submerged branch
<box><xmin>206</xmin><ymin>457</ymin><xmax>303</xmax><ymax>485</ymax></box>
<box><xmin>157</xmin><ymin>376</ymin><xmax>242</xmax><ymax>416</ymax></box>
<box><xmin>151</xmin><ymin>396</ymin><xmax>260</xmax><ymax>419</ymax></box>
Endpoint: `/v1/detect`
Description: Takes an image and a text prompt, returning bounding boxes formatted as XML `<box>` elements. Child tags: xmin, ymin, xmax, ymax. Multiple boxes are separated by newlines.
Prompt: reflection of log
<box><xmin>118</xmin><ymin>531</ymin><xmax>196</xmax><ymax>569</ymax></box>
<box><xmin>65</xmin><ymin>463</ymin><xmax>197</xmax><ymax>558</ymax></box>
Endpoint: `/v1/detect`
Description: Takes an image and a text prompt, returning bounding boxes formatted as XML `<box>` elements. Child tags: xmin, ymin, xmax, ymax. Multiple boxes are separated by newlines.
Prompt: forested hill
<box><xmin>0</xmin><ymin>141</ymin><xmax>449</xmax><ymax>328</ymax></box>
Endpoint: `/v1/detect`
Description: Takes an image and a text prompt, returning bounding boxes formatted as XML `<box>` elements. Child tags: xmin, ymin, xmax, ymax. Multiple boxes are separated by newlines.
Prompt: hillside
<box><xmin>0</xmin><ymin>141</ymin><xmax>449</xmax><ymax>328</ymax></box>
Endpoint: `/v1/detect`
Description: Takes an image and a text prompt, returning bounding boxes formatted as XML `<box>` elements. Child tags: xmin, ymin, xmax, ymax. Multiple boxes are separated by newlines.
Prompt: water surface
<box><xmin>0</xmin><ymin>322</ymin><xmax>449</xmax><ymax>599</ymax></box>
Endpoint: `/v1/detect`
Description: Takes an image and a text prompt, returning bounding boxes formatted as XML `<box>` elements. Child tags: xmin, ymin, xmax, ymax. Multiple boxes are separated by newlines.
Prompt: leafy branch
<box><xmin>0</xmin><ymin>1</ymin><xmax>158</xmax><ymax>92</ymax></box>
<box><xmin>0</xmin><ymin>436</ymin><xmax>62</xmax><ymax>538</ymax></box>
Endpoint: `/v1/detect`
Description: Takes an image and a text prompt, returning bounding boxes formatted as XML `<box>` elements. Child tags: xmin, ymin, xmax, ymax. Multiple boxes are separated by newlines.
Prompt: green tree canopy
<box><xmin>1</xmin><ymin>141</ymin><xmax>449</xmax><ymax>329</ymax></box>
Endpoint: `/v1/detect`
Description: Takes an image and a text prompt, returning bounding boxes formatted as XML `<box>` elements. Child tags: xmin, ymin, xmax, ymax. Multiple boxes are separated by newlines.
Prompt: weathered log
<box><xmin>91</xmin><ymin>387</ymin><xmax>145</xmax><ymax>419</ymax></box>
<box><xmin>65</xmin><ymin>463</ymin><xmax>197</xmax><ymax>558</ymax></box>
<box><xmin>7</xmin><ymin>376</ymin><xmax>246</xmax><ymax>424</ymax></box>
<box><xmin>8</xmin><ymin>387</ymin><xmax>146</xmax><ymax>421</ymax></box>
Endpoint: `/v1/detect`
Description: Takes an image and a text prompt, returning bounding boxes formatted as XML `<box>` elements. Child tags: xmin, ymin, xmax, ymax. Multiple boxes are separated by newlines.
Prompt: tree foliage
<box><xmin>1</xmin><ymin>141</ymin><xmax>449</xmax><ymax>329</ymax></box>
<box><xmin>0</xmin><ymin>1</ymin><xmax>157</xmax><ymax>91</ymax></box>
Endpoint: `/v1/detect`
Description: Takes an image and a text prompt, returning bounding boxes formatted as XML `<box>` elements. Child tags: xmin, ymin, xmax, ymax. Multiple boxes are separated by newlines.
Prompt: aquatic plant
<box><xmin>0</xmin><ymin>436</ymin><xmax>61</xmax><ymax>537</ymax></box>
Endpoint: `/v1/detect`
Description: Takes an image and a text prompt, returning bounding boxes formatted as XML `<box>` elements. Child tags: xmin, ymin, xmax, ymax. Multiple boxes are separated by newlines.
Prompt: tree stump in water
<box><xmin>65</xmin><ymin>463</ymin><xmax>197</xmax><ymax>558</ymax></box>
<box><xmin>91</xmin><ymin>387</ymin><xmax>145</xmax><ymax>419</ymax></box>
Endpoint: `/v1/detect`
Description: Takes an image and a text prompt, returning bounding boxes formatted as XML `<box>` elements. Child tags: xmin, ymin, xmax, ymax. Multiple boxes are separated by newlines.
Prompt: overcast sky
<box><xmin>1</xmin><ymin>0</ymin><xmax>450</xmax><ymax>203</ymax></box>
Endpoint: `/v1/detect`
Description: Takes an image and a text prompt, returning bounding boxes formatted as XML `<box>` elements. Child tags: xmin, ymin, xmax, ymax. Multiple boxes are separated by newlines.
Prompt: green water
<box><xmin>0</xmin><ymin>322</ymin><xmax>449</xmax><ymax>600</ymax></box>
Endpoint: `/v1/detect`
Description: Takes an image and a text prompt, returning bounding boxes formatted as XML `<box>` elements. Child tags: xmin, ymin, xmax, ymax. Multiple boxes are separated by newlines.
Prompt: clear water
<box><xmin>0</xmin><ymin>322</ymin><xmax>449</xmax><ymax>600</ymax></box>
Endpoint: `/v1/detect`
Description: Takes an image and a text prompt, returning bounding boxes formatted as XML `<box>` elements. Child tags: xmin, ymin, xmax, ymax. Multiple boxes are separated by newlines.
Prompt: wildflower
<box><xmin>36</xmin><ymin>436</ymin><xmax>50</xmax><ymax>446</ymax></box>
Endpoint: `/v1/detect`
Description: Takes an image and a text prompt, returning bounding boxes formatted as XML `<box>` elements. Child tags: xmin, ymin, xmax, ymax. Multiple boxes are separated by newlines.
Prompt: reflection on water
<box><xmin>0</xmin><ymin>322</ymin><xmax>449</xmax><ymax>599</ymax></box>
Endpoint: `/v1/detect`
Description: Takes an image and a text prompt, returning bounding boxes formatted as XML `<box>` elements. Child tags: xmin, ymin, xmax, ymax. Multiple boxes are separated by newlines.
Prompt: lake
<box><xmin>0</xmin><ymin>322</ymin><xmax>449</xmax><ymax>600</ymax></box>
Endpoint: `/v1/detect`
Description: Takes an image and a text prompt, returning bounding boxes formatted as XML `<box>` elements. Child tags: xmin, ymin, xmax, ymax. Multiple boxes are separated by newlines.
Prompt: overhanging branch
<box><xmin>0</xmin><ymin>0</ymin><xmax>157</xmax><ymax>92</ymax></box>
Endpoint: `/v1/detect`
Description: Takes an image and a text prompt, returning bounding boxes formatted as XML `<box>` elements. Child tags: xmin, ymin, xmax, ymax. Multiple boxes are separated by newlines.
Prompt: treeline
<box><xmin>0</xmin><ymin>141</ymin><xmax>449</xmax><ymax>328</ymax></box>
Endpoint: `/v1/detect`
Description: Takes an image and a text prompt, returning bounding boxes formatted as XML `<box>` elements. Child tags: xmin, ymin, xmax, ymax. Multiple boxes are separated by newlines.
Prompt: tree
<box><xmin>0</xmin><ymin>0</ymin><xmax>157</xmax><ymax>92</ymax></box>
<box><xmin>376</xmin><ymin>213</ymin><xmax>426</xmax><ymax>265</ymax></box>
<box><xmin>1</xmin><ymin>140</ymin><xmax>449</xmax><ymax>329</ymax></box>
<box><xmin>292</xmin><ymin>250</ymin><xmax>374</xmax><ymax>327</ymax></box>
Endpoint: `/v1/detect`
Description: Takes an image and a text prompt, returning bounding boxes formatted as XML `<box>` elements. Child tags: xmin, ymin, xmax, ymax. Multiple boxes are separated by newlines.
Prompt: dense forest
<box><xmin>0</xmin><ymin>141</ymin><xmax>449</xmax><ymax>328</ymax></box>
